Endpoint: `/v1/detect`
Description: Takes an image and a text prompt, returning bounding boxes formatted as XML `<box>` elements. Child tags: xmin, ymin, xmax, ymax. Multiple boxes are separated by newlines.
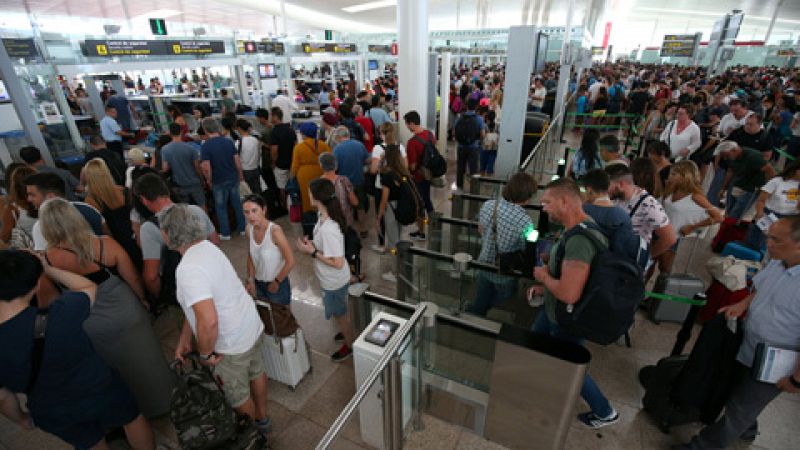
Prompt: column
<box><xmin>426</xmin><ymin>53</ymin><xmax>437</xmax><ymax>132</ymax></box>
<box><xmin>551</xmin><ymin>0</ymin><xmax>575</xmax><ymax>142</ymax></box>
<box><xmin>495</xmin><ymin>26</ymin><xmax>538</xmax><ymax>178</ymax></box>
<box><xmin>0</xmin><ymin>41</ymin><xmax>52</xmax><ymax>165</ymax></box>
<box><xmin>437</xmin><ymin>52</ymin><xmax>451</xmax><ymax>154</ymax></box>
<box><xmin>765</xmin><ymin>0</ymin><xmax>785</xmax><ymax>44</ymax></box>
<box><xmin>234</xmin><ymin>64</ymin><xmax>249</xmax><ymax>106</ymax></box>
<box><xmin>397</xmin><ymin>0</ymin><xmax>430</xmax><ymax>142</ymax></box>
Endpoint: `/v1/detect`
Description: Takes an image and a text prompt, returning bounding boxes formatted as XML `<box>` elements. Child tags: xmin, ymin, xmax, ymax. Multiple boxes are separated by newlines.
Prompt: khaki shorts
<box><xmin>213</xmin><ymin>336</ymin><xmax>266</xmax><ymax>408</ymax></box>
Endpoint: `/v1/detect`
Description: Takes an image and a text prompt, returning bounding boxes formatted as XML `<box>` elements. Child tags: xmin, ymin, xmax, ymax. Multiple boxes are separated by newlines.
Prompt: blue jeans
<box><xmin>212</xmin><ymin>180</ymin><xmax>246</xmax><ymax>236</ymax></box>
<box><xmin>415</xmin><ymin>180</ymin><xmax>433</xmax><ymax>214</ymax></box>
<box><xmin>466</xmin><ymin>272</ymin><xmax>517</xmax><ymax>316</ymax></box>
<box><xmin>456</xmin><ymin>145</ymin><xmax>479</xmax><ymax>189</ymax></box>
<box><xmin>706</xmin><ymin>167</ymin><xmax>726</xmax><ymax>208</ymax></box>
<box><xmin>480</xmin><ymin>149</ymin><xmax>497</xmax><ymax>174</ymax></box>
<box><xmin>531</xmin><ymin>312</ymin><xmax>613</xmax><ymax>417</ymax></box>
<box><xmin>725</xmin><ymin>189</ymin><xmax>757</xmax><ymax>220</ymax></box>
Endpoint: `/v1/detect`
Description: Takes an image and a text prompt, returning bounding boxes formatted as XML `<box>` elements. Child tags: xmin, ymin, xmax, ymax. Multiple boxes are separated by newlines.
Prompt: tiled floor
<box><xmin>3</xmin><ymin>134</ymin><xmax>800</xmax><ymax>449</ymax></box>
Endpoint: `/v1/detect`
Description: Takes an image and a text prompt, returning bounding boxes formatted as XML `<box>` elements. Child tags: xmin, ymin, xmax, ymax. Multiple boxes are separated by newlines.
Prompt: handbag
<box><xmin>255</xmin><ymin>299</ymin><xmax>299</xmax><ymax>338</ymax></box>
<box><xmin>491</xmin><ymin>199</ymin><xmax>526</xmax><ymax>275</ymax></box>
<box><xmin>289</xmin><ymin>204</ymin><xmax>302</xmax><ymax>223</ymax></box>
<box><xmin>9</xmin><ymin>207</ymin><xmax>34</xmax><ymax>250</ymax></box>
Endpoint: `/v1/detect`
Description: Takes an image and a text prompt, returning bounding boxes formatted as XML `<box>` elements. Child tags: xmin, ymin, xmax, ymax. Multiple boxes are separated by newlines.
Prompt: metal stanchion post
<box><xmin>389</xmin><ymin>358</ymin><xmax>403</xmax><ymax>450</ymax></box>
<box><xmin>429</xmin><ymin>212</ymin><xmax>442</xmax><ymax>253</ymax></box>
<box><xmin>395</xmin><ymin>241</ymin><xmax>414</xmax><ymax>303</ymax></box>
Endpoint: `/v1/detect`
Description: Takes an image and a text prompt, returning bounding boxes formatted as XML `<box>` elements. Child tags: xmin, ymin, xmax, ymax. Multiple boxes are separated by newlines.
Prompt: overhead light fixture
<box><xmin>133</xmin><ymin>9</ymin><xmax>182</xmax><ymax>20</ymax></box>
<box><xmin>342</xmin><ymin>0</ymin><xmax>396</xmax><ymax>13</ymax></box>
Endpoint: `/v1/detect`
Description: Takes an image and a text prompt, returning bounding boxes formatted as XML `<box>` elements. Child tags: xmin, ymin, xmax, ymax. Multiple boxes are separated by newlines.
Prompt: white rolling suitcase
<box><xmin>256</xmin><ymin>300</ymin><xmax>311</xmax><ymax>391</ymax></box>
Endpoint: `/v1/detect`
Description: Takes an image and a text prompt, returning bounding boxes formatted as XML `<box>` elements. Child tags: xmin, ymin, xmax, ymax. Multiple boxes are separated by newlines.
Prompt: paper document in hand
<box><xmin>753</xmin><ymin>344</ymin><xmax>799</xmax><ymax>384</ymax></box>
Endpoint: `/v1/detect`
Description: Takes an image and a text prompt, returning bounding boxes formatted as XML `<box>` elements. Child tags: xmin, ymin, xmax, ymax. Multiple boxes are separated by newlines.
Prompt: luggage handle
<box><xmin>645</xmin><ymin>291</ymin><xmax>707</xmax><ymax>306</ymax></box>
<box><xmin>255</xmin><ymin>299</ymin><xmax>283</xmax><ymax>350</ymax></box>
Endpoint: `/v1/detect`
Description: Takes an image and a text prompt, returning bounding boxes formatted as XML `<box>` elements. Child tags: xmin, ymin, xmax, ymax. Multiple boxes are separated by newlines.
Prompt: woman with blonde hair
<box><xmin>0</xmin><ymin>164</ymin><xmax>37</xmax><ymax>249</ymax></box>
<box><xmin>658</xmin><ymin>160</ymin><xmax>722</xmax><ymax>273</ymax></box>
<box><xmin>38</xmin><ymin>198</ymin><xmax>174</xmax><ymax>418</ymax></box>
<box><xmin>83</xmin><ymin>158</ymin><xmax>142</xmax><ymax>268</ymax></box>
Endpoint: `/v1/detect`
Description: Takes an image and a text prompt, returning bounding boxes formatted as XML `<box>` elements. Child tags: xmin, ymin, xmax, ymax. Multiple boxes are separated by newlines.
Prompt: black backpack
<box><xmin>413</xmin><ymin>133</ymin><xmax>447</xmax><ymax>179</ymax></box>
<box><xmin>146</xmin><ymin>214</ymin><xmax>183</xmax><ymax>311</ymax></box>
<box><xmin>391</xmin><ymin>174</ymin><xmax>423</xmax><ymax>225</ymax></box>
<box><xmin>552</xmin><ymin>222</ymin><xmax>644</xmax><ymax>345</ymax></box>
<box><xmin>454</xmin><ymin>114</ymin><xmax>481</xmax><ymax>146</ymax></box>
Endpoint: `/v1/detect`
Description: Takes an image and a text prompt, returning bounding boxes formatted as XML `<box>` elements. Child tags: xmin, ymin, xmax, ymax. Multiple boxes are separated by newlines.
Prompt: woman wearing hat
<box><xmin>290</xmin><ymin>122</ymin><xmax>332</xmax><ymax>212</ymax></box>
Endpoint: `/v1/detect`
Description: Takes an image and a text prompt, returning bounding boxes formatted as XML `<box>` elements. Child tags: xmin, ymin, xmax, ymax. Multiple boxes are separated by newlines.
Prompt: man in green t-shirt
<box><xmin>530</xmin><ymin>178</ymin><xmax>618</xmax><ymax>429</ymax></box>
<box><xmin>716</xmin><ymin>140</ymin><xmax>776</xmax><ymax>219</ymax></box>
<box><xmin>220</xmin><ymin>88</ymin><xmax>236</xmax><ymax>115</ymax></box>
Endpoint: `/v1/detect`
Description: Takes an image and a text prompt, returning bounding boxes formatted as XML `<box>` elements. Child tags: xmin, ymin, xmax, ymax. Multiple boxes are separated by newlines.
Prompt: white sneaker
<box><xmin>239</xmin><ymin>231</ymin><xmax>246</xmax><ymax>237</ymax></box>
<box><xmin>371</xmin><ymin>244</ymin><xmax>386</xmax><ymax>254</ymax></box>
<box><xmin>381</xmin><ymin>272</ymin><xmax>397</xmax><ymax>283</ymax></box>
<box><xmin>220</xmin><ymin>235</ymin><xmax>232</xmax><ymax>241</ymax></box>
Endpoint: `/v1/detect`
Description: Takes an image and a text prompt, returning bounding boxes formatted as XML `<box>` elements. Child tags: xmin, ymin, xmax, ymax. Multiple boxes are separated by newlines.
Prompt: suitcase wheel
<box><xmin>289</xmin><ymin>385</ymin><xmax>296</xmax><ymax>392</ymax></box>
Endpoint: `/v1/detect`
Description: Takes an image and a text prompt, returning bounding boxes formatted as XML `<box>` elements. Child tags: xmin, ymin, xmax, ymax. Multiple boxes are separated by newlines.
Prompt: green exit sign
<box><xmin>324</xmin><ymin>29</ymin><xmax>333</xmax><ymax>41</ymax></box>
<box><xmin>149</xmin><ymin>18</ymin><xmax>168</xmax><ymax>36</ymax></box>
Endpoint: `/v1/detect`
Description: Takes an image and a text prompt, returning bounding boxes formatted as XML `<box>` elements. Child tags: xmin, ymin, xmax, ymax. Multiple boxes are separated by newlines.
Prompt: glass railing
<box><xmin>317</xmin><ymin>291</ymin><xmax>506</xmax><ymax>449</ymax></box>
<box><xmin>449</xmin><ymin>191</ymin><xmax>549</xmax><ymax>234</ymax></box>
<box><xmin>394</xmin><ymin>243</ymin><xmax>539</xmax><ymax>333</ymax></box>
<box><xmin>316</xmin><ymin>295</ymin><xmax>427</xmax><ymax>450</ymax></box>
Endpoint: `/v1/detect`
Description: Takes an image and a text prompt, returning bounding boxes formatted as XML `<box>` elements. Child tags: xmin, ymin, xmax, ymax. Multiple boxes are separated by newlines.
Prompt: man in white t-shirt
<box><xmin>718</xmin><ymin>99</ymin><xmax>753</xmax><ymax>138</ymax></box>
<box><xmin>271</xmin><ymin>89</ymin><xmax>298</xmax><ymax>124</ymax></box>
<box><xmin>161</xmin><ymin>204</ymin><xmax>271</xmax><ymax>442</ymax></box>
<box><xmin>530</xmin><ymin>78</ymin><xmax>547</xmax><ymax>112</ymax></box>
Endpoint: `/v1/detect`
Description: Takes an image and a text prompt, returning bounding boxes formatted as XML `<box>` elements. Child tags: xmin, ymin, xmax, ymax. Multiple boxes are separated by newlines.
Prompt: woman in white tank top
<box><xmin>243</xmin><ymin>194</ymin><xmax>295</xmax><ymax>305</ymax></box>
<box><xmin>659</xmin><ymin>161</ymin><xmax>722</xmax><ymax>274</ymax></box>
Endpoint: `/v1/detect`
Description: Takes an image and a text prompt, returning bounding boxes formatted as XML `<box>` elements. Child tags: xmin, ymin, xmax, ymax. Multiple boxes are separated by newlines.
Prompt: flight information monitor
<box><xmin>660</xmin><ymin>34</ymin><xmax>700</xmax><ymax>57</ymax></box>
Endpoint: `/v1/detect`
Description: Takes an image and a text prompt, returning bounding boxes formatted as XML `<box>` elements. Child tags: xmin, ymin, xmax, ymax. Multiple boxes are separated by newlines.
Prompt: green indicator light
<box><xmin>524</xmin><ymin>224</ymin><xmax>538</xmax><ymax>242</ymax></box>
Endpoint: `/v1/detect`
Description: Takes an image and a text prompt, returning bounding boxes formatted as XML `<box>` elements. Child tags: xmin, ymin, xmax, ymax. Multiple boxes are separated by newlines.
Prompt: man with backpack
<box><xmin>404</xmin><ymin>110</ymin><xmax>439</xmax><ymax>240</ymax></box>
<box><xmin>134</xmin><ymin>173</ymin><xmax>220</xmax><ymax>306</ymax></box>
<box><xmin>453</xmin><ymin>98</ymin><xmax>486</xmax><ymax>191</ymax></box>
<box><xmin>531</xmin><ymin>178</ymin><xmax>620</xmax><ymax>429</ymax></box>
<box><xmin>606</xmin><ymin>164</ymin><xmax>677</xmax><ymax>264</ymax></box>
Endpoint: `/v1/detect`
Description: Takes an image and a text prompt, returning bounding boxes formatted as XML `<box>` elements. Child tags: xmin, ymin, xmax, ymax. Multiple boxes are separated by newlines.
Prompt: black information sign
<box><xmin>82</xmin><ymin>40</ymin><xmax>225</xmax><ymax>57</ymax></box>
<box><xmin>368</xmin><ymin>44</ymin><xmax>392</xmax><ymax>54</ymax></box>
<box><xmin>166</xmin><ymin>41</ymin><xmax>224</xmax><ymax>55</ymax></box>
<box><xmin>660</xmin><ymin>34</ymin><xmax>699</xmax><ymax>57</ymax></box>
<box><xmin>3</xmin><ymin>38</ymin><xmax>40</xmax><ymax>59</ymax></box>
<box><xmin>239</xmin><ymin>40</ymin><xmax>284</xmax><ymax>55</ymax></box>
<box><xmin>302</xmin><ymin>43</ymin><xmax>357</xmax><ymax>54</ymax></box>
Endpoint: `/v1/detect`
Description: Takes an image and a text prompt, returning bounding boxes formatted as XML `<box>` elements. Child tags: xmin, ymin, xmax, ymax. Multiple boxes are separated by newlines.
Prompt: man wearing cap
<box><xmin>269</xmin><ymin>107</ymin><xmax>296</xmax><ymax>209</ymax></box>
<box><xmin>716</xmin><ymin>141</ymin><xmax>776</xmax><ymax>220</ymax></box>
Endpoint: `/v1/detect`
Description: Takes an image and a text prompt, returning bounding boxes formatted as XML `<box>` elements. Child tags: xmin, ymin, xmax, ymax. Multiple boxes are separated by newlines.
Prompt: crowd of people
<box><xmin>1</xmin><ymin>58</ymin><xmax>800</xmax><ymax>450</ymax></box>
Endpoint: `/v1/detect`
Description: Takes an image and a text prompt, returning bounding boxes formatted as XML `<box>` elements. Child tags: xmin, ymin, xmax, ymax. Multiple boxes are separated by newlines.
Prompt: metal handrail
<box><xmin>519</xmin><ymin>92</ymin><xmax>576</xmax><ymax>172</ymax></box>
<box><xmin>315</xmin><ymin>299</ymin><xmax>428</xmax><ymax>450</ymax></box>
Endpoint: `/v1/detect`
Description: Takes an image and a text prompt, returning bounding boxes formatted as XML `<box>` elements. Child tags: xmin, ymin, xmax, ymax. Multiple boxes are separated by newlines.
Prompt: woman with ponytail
<box><xmin>295</xmin><ymin>178</ymin><xmax>353</xmax><ymax>362</ymax></box>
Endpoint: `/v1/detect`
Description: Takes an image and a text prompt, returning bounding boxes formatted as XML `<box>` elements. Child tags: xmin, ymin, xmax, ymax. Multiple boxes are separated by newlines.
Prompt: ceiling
<box><xmin>1</xmin><ymin>0</ymin><xmax>798</xmax><ymax>50</ymax></box>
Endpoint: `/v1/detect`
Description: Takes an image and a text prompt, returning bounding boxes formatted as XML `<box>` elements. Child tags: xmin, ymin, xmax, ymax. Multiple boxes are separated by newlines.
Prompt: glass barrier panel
<box><xmin>423</xmin><ymin>315</ymin><xmax>495</xmax><ymax>393</ymax></box>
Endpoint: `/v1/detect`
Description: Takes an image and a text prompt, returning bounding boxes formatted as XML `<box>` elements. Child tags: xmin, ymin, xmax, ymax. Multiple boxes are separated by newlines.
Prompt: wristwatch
<box><xmin>790</xmin><ymin>375</ymin><xmax>800</xmax><ymax>389</ymax></box>
<box><xmin>311</xmin><ymin>249</ymin><xmax>319</xmax><ymax>259</ymax></box>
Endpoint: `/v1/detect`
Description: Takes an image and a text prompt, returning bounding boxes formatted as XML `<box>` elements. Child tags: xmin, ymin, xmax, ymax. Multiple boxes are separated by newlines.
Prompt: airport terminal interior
<box><xmin>1</xmin><ymin>0</ymin><xmax>800</xmax><ymax>449</ymax></box>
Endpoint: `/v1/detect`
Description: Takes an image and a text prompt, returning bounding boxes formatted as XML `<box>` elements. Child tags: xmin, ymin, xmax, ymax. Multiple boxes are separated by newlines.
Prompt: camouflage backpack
<box><xmin>170</xmin><ymin>356</ymin><xmax>262</xmax><ymax>449</ymax></box>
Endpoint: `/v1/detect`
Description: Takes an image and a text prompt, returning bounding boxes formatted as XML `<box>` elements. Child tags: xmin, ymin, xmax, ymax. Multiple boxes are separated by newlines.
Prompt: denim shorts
<box><xmin>321</xmin><ymin>283</ymin><xmax>349</xmax><ymax>319</ymax></box>
<box><xmin>255</xmin><ymin>278</ymin><xmax>291</xmax><ymax>306</ymax></box>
